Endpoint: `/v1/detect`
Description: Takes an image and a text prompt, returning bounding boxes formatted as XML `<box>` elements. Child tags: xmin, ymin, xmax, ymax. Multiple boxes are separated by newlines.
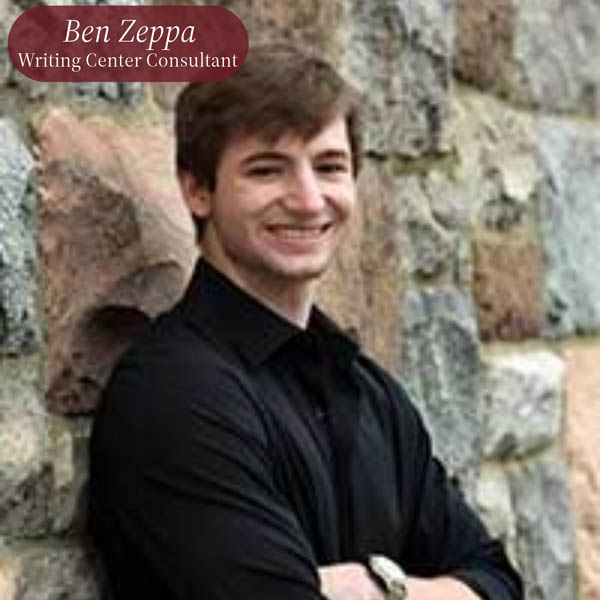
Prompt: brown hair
<box><xmin>175</xmin><ymin>44</ymin><xmax>364</xmax><ymax>239</ymax></box>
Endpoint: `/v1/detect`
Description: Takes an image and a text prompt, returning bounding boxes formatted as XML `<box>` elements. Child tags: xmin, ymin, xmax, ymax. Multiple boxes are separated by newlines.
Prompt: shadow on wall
<box><xmin>47</xmin><ymin>306</ymin><xmax>151</xmax><ymax>415</ymax></box>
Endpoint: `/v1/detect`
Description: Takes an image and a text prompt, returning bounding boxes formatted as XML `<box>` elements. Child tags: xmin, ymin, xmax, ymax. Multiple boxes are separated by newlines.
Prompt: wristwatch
<box><xmin>367</xmin><ymin>555</ymin><xmax>408</xmax><ymax>600</ymax></box>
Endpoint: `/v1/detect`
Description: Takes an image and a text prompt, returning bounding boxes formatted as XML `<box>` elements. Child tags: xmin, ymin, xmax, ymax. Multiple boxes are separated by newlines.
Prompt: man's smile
<box><xmin>265</xmin><ymin>223</ymin><xmax>333</xmax><ymax>240</ymax></box>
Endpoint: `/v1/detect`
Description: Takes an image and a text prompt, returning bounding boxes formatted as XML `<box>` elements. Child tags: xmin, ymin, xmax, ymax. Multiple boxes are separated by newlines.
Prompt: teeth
<box><xmin>269</xmin><ymin>225</ymin><xmax>329</xmax><ymax>238</ymax></box>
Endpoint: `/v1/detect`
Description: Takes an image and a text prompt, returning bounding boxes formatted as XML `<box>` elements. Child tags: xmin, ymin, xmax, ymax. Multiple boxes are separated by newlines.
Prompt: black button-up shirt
<box><xmin>90</xmin><ymin>259</ymin><xmax>522</xmax><ymax>600</ymax></box>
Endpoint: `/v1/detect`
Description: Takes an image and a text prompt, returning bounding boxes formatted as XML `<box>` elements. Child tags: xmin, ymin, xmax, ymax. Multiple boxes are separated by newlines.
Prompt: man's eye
<box><xmin>246</xmin><ymin>165</ymin><xmax>282</xmax><ymax>177</ymax></box>
<box><xmin>316</xmin><ymin>163</ymin><xmax>349</xmax><ymax>174</ymax></box>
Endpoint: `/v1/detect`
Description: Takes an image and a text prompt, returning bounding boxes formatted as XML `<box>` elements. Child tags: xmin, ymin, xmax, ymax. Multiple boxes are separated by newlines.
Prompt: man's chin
<box><xmin>270</xmin><ymin>257</ymin><xmax>331</xmax><ymax>282</ymax></box>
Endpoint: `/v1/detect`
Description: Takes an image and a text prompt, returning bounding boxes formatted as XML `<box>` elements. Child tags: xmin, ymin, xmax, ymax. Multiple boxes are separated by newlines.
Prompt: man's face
<box><xmin>185</xmin><ymin>116</ymin><xmax>357</xmax><ymax>296</ymax></box>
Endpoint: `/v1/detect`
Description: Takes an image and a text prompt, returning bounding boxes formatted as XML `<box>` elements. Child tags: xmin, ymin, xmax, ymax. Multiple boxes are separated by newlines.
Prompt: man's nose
<box><xmin>284</xmin><ymin>164</ymin><xmax>325</xmax><ymax>213</ymax></box>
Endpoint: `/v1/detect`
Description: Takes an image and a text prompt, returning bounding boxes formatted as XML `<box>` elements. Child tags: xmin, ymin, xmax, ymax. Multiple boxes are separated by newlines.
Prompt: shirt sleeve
<box><xmin>90</xmin><ymin>351</ymin><xmax>327</xmax><ymax>600</ymax></box>
<box><xmin>394</xmin><ymin>386</ymin><xmax>523</xmax><ymax>600</ymax></box>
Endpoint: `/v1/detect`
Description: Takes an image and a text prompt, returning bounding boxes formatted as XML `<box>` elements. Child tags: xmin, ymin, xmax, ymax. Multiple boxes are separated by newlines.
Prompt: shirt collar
<box><xmin>177</xmin><ymin>258</ymin><xmax>359</xmax><ymax>368</ymax></box>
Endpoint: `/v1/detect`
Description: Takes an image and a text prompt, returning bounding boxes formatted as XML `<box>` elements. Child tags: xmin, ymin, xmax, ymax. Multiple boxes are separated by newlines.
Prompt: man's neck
<box><xmin>202</xmin><ymin>255</ymin><xmax>317</xmax><ymax>329</ymax></box>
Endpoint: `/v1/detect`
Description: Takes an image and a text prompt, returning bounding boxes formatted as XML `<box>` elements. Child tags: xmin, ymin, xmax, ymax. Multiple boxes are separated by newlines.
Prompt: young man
<box><xmin>89</xmin><ymin>45</ymin><xmax>522</xmax><ymax>600</ymax></box>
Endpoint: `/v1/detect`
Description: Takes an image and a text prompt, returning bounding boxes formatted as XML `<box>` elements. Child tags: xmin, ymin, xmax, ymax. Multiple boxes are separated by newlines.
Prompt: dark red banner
<box><xmin>8</xmin><ymin>5</ymin><xmax>248</xmax><ymax>82</ymax></box>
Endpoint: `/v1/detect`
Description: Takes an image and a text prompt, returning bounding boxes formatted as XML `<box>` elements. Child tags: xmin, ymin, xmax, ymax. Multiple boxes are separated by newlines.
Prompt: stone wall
<box><xmin>1</xmin><ymin>1</ymin><xmax>599</xmax><ymax>598</ymax></box>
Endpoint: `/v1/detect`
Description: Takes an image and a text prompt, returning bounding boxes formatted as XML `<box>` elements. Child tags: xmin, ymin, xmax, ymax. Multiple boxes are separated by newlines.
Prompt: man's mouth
<box><xmin>266</xmin><ymin>223</ymin><xmax>332</xmax><ymax>239</ymax></box>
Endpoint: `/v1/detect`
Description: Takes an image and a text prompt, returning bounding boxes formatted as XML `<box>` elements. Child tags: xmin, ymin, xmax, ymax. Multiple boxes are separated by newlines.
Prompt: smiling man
<box><xmin>89</xmin><ymin>45</ymin><xmax>523</xmax><ymax>600</ymax></box>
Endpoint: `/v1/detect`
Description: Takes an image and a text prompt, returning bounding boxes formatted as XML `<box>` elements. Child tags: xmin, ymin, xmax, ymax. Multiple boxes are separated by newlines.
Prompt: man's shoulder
<box><xmin>92</xmin><ymin>307</ymin><xmax>267</xmax><ymax>462</ymax></box>
<box><xmin>98</xmin><ymin>308</ymin><xmax>257</xmax><ymax>426</ymax></box>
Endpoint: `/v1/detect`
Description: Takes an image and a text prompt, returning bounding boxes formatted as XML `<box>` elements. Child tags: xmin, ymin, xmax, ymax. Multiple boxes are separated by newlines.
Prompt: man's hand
<box><xmin>319</xmin><ymin>563</ymin><xmax>482</xmax><ymax>600</ymax></box>
<box><xmin>318</xmin><ymin>563</ymin><xmax>386</xmax><ymax>600</ymax></box>
<box><xmin>405</xmin><ymin>576</ymin><xmax>482</xmax><ymax>600</ymax></box>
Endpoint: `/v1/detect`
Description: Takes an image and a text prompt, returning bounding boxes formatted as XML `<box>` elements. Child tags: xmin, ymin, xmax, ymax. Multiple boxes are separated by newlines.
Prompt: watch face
<box><xmin>389</xmin><ymin>580</ymin><xmax>408</xmax><ymax>600</ymax></box>
<box><xmin>367</xmin><ymin>555</ymin><xmax>407</xmax><ymax>599</ymax></box>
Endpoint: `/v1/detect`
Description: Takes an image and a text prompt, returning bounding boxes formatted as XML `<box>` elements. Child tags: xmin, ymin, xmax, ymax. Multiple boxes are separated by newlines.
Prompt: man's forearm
<box><xmin>318</xmin><ymin>564</ymin><xmax>482</xmax><ymax>600</ymax></box>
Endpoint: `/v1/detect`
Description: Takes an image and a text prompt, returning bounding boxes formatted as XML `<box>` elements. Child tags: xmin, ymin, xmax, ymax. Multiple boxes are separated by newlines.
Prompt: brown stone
<box><xmin>37</xmin><ymin>108</ymin><xmax>196</xmax><ymax>414</ymax></box>
<box><xmin>216</xmin><ymin>0</ymin><xmax>347</xmax><ymax>51</ymax></box>
<box><xmin>316</xmin><ymin>178</ymin><xmax>365</xmax><ymax>340</ymax></box>
<box><xmin>357</xmin><ymin>161</ymin><xmax>404</xmax><ymax>372</ymax></box>
<box><xmin>565</xmin><ymin>343</ymin><xmax>600</xmax><ymax>600</ymax></box>
<box><xmin>318</xmin><ymin>159</ymin><xmax>405</xmax><ymax>374</ymax></box>
<box><xmin>455</xmin><ymin>0</ymin><xmax>516</xmax><ymax>93</ymax></box>
<box><xmin>472</xmin><ymin>232</ymin><xmax>544</xmax><ymax>341</ymax></box>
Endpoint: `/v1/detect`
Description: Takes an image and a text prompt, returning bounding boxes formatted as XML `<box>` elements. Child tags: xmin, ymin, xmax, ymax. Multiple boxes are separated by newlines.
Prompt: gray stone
<box><xmin>47</xmin><ymin>416</ymin><xmax>91</xmax><ymax>535</ymax></box>
<box><xmin>511</xmin><ymin>0</ymin><xmax>600</xmax><ymax>115</ymax></box>
<box><xmin>66</xmin><ymin>81</ymin><xmax>144</xmax><ymax>104</ymax></box>
<box><xmin>509</xmin><ymin>457</ymin><xmax>576</xmax><ymax>600</ymax></box>
<box><xmin>11</xmin><ymin>541</ymin><xmax>103</xmax><ymax>600</ymax></box>
<box><xmin>216</xmin><ymin>0</ymin><xmax>454</xmax><ymax>158</ymax></box>
<box><xmin>99</xmin><ymin>82</ymin><xmax>120</xmax><ymax>102</ymax></box>
<box><xmin>425</xmin><ymin>170</ymin><xmax>471</xmax><ymax>231</ymax></box>
<box><xmin>68</xmin><ymin>82</ymin><xmax>102</xmax><ymax>98</ymax></box>
<box><xmin>0</xmin><ymin>39</ymin><xmax>10</xmax><ymax>86</ymax></box>
<box><xmin>0</xmin><ymin>1</ymin><xmax>19</xmax><ymax>86</ymax></box>
<box><xmin>0</xmin><ymin>119</ymin><xmax>39</xmax><ymax>355</ymax></box>
<box><xmin>401</xmin><ymin>286</ymin><xmax>481</xmax><ymax>480</ymax></box>
<box><xmin>481</xmin><ymin>352</ymin><xmax>564</xmax><ymax>459</ymax></box>
<box><xmin>451</xmin><ymin>90</ymin><xmax>541</xmax><ymax>226</ymax></box>
<box><xmin>476</xmin><ymin>463</ymin><xmax>517</xmax><ymax>566</ymax></box>
<box><xmin>456</xmin><ymin>0</ymin><xmax>600</xmax><ymax>116</ymax></box>
<box><xmin>535</xmin><ymin>118</ymin><xmax>600</xmax><ymax>337</ymax></box>
<box><xmin>118</xmin><ymin>81</ymin><xmax>145</xmax><ymax>104</ymax></box>
<box><xmin>421</xmin><ymin>168</ymin><xmax>476</xmax><ymax>288</ymax></box>
<box><xmin>398</xmin><ymin>177</ymin><xmax>455</xmax><ymax>279</ymax></box>
<box><xmin>341</xmin><ymin>0</ymin><xmax>454</xmax><ymax>157</ymax></box>
<box><xmin>0</xmin><ymin>359</ymin><xmax>91</xmax><ymax>537</ymax></box>
<box><xmin>0</xmin><ymin>356</ymin><xmax>48</xmax><ymax>536</ymax></box>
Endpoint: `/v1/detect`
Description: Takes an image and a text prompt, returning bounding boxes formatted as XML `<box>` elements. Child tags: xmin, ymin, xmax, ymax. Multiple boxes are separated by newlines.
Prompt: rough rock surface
<box><xmin>46</xmin><ymin>416</ymin><xmax>91</xmax><ymax>535</ymax></box>
<box><xmin>37</xmin><ymin>108</ymin><xmax>196</xmax><ymax>414</ymax></box>
<box><xmin>401</xmin><ymin>287</ymin><xmax>481</xmax><ymax>480</ymax></box>
<box><xmin>207</xmin><ymin>0</ymin><xmax>454</xmax><ymax>158</ymax></box>
<box><xmin>509</xmin><ymin>457</ymin><xmax>576</xmax><ymax>600</ymax></box>
<box><xmin>0</xmin><ymin>357</ymin><xmax>47</xmax><ymax>537</ymax></box>
<box><xmin>0</xmin><ymin>119</ymin><xmax>38</xmax><ymax>355</ymax></box>
<box><xmin>481</xmin><ymin>351</ymin><xmax>564</xmax><ymax>459</ymax></box>
<box><xmin>11</xmin><ymin>542</ymin><xmax>103</xmax><ymax>600</ymax></box>
<box><xmin>535</xmin><ymin>118</ymin><xmax>600</xmax><ymax>338</ymax></box>
<box><xmin>0</xmin><ymin>0</ymin><xmax>590</xmax><ymax>598</ymax></box>
<box><xmin>455</xmin><ymin>0</ymin><xmax>515</xmax><ymax>97</ymax></box>
<box><xmin>476</xmin><ymin>463</ymin><xmax>517</xmax><ymax>565</ymax></box>
<box><xmin>340</xmin><ymin>0</ymin><xmax>454</xmax><ymax>157</ymax></box>
<box><xmin>456</xmin><ymin>0</ymin><xmax>600</xmax><ymax>115</ymax></box>
<box><xmin>398</xmin><ymin>176</ymin><xmax>456</xmax><ymax>280</ymax></box>
<box><xmin>452</xmin><ymin>90</ymin><xmax>546</xmax><ymax>341</ymax></box>
<box><xmin>473</xmin><ymin>232</ymin><xmax>543</xmax><ymax>341</ymax></box>
<box><xmin>355</xmin><ymin>161</ymin><xmax>404</xmax><ymax>372</ymax></box>
<box><xmin>564</xmin><ymin>343</ymin><xmax>600</xmax><ymax>600</ymax></box>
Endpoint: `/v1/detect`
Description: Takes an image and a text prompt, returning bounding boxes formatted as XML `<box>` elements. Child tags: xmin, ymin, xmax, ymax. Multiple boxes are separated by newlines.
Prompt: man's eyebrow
<box><xmin>241</xmin><ymin>151</ymin><xmax>289</xmax><ymax>165</ymax></box>
<box><xmin>240</xmin><ymin>148</ymin><xmax>352</xmax><ymax>166</ymax></box>
<box><xmin>314</xmin><ymin>149</ymin><xmax>352</xmax><ymax>161</ymax></box>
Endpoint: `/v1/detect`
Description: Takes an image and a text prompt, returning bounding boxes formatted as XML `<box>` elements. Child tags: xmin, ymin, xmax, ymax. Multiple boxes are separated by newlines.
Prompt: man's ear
<box><xmin>178</xmin><ymin>171</ymin><xmax>213</xmax><ymax>219</ymax></box>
